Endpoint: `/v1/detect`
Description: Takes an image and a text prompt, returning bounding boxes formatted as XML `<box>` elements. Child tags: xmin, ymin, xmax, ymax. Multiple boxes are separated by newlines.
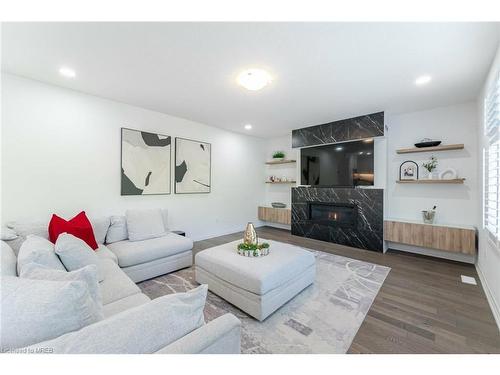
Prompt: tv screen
<box><xmin>301</xmin><ymin>139</ymin><xmax>374</xmax><ymax>187</ymax></box>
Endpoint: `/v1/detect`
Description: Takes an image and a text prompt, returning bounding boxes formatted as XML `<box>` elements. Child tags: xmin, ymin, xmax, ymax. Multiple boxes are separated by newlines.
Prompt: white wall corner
<box><xmin>476</xmin><ymin>263</ymin><xmax>500</xmax><ymax>332</ymax></box>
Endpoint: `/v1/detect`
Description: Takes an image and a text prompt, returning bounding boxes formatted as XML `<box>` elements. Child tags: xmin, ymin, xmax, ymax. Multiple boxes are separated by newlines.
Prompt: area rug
<box><xmin>138</xmin><ymin>242</ymin><xmax>390</xmax><ymax>354</ymax></box>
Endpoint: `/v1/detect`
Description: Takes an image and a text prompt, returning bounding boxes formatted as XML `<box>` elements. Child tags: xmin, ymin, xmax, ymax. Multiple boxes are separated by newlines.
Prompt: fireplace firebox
<box><xmin>307</xmin><ymin>202</ymin><xmax>357</xmax><ymax>228</ymax></box>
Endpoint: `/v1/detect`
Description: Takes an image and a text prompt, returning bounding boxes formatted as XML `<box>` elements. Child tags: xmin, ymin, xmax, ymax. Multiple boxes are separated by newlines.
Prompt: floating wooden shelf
<box><xmin>265</xmin><ymin>181</ymin><xmax>297</xmax><ymax>184</ymax></box>
<box><xmin>258</xmin><ymin>206</ymin><xmax>291</xmax><ymax>225</ymax></box>
<box><xmin>396</xmin><ymin>178</ymin><xmax>465</xmax><ymax>184</ymax></box>
<box><xmin>384</xmin><ymin>220</ymin><xmax>476</xmax><ymax>255</ymax></box>
<box><xmin>396</xmin><ymin>144</ymin><xmax>464</xmax><ymax>154</ymax></box>
<box><xmin>265</xmin><ymin>159</ymin><xmax>297</xmax><ymax>165</ymax></box>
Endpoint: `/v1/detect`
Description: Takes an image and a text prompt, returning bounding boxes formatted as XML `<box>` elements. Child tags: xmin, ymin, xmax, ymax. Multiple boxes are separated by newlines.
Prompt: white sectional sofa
<box><xmin>0</xmin><ymin>214</ymin><xmax>242</xmax><ymax>354</ymax></box>
<box><xmin>5</xmin><ymin>213</ymin><xmax>193</xmax><ymax>283</ymax></box>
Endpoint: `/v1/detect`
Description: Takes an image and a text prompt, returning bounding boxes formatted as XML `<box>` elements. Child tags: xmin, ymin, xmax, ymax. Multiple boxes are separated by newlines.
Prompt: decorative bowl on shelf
<box><xmin>414</xmin><ymin>138</ymin><xmax>441</xmax><ymax>148</ymax></box>
<box><xmin>271</xmin><ymin>202</ymin><xmax>286</xmax><ymax>208</ymax></box>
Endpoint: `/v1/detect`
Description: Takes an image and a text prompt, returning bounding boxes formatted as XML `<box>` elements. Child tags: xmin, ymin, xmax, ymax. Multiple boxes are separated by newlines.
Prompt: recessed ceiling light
<box><xmin>335</xmin><ymin>146</ymin><xmax>344</xmax><ymax>151</ymax></box>
<box><xmin>59</xmin><ymin>66</ymin><xmax>76</xmax><ymax>78</ymax></box>
<box><xmin>237</xmin><ymin>69</ymin><xmax>272</xmax><ymax>91</ymax></box>
<box><xmin>415</xmin><ymin>75</ymin><xmax>431</xmax><ymax>86</ymax></box>
<box><xmin>244</xmin><ymin>124</ymin><xmax>252</xmax><ymax>130</ymax></box>
<box><xmin>363</xmin><ymin>138</ymin><xmax>374</xmax><ymax>143</ymax></box>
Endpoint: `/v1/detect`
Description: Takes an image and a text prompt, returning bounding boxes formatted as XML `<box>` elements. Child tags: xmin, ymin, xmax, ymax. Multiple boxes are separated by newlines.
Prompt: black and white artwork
<box><xmin>175</xmin><ymin>137</ymin><xmax>211</xmax><ymax>194</ymax></box>
<box><xmin>399</xmin><ymin>160</ymin><xmax>419</xmax><ymax>180</ymax></box>
<box><xmin>121</xmin><ymin>128</ymin><xmax>171</xmax><ymax>195</ymax></box>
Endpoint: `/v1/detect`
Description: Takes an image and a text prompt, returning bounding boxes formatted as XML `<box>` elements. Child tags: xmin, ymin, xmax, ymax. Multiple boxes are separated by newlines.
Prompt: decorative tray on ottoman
<box><xmin>237</xmin><ymin>242</ymin><xmax>270</xmax><ymax>257</ymax></box>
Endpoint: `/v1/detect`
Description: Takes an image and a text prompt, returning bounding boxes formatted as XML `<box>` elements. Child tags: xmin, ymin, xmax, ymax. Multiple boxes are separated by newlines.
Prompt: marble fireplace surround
<box><xmin>292</xmin><ymin>187</ymin><xmax>384</xmax><ymax>252</ymax></box>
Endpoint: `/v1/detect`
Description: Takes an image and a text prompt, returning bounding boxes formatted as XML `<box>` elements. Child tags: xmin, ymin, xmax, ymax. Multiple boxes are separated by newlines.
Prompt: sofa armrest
<box><xmin>155</xmin><ymin>313</ymin><xmax>241</xmax><ymax>354</ymax></box>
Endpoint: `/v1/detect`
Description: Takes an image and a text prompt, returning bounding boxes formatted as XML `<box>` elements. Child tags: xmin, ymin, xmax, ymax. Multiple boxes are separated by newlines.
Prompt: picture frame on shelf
<box><xmin>399</xmin><ymin>160</ymin><xmax>419</xmax><ymax>181</ymax></box>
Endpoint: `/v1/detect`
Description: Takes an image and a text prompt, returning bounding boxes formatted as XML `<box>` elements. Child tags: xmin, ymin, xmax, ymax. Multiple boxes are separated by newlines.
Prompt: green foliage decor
<box><xmin>272</xmin><ymin>151</ymin><xmax>285</xmax><ymax>159</ymax></box>
<box><xmin>422</xmin><ymin>156</ymin><xmax>438</xmax><ymax>172</ymax></box>
<box><xmin>237</xmin><ymin>242</ymin><xmax>270</xmax><ymax>251</ymax></box>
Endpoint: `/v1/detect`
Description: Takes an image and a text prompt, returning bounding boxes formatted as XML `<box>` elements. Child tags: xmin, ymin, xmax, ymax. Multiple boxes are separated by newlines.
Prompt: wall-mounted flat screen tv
<box><xmin>300</xmin><ymin>139</ymin><xmax>374</xmax><ymax>187</ymax></box>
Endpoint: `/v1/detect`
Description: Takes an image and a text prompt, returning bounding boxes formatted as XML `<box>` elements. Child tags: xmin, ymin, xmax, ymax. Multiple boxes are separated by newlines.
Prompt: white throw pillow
<box><xmin>1</xmin><ymin>226</ymin><xmax>18</xmax><ymax>241</ymax></box>
<box><xmin>126</xmin><ymin>209</ymin><xmax>167</xmax><ymax>242</ymax></box>
<box><xmin>22</xmin><ymin>284</ymin><xmax>208</xmax><ymax>354</ymax></box>
<box><xmin>0</xmin><ymin>276</ymin><xmax>101</xmax><ymax>350</ymax></box>
<box><xmin>90</xmin><ymin>217</ymin><xmax>110</xmax><ymax>244</ymax></box>
<box><xmin>55</xmin><ymin>233</ymin><xmax>104</xmax><ymax>281</ymax></box>
<box><xmin>17</xmin><ymin>235</ymin><xmax>66</xmax><ymax>275</ymax></box>
<box><xmin>105</xmin><ymin>215</ymin><xmax>128</xmax><ymax>244</ymax></box>
<box><xmin>20</xmin><ymin>263</ymin><xmax>104</xmax><ymax>321</ymax></box>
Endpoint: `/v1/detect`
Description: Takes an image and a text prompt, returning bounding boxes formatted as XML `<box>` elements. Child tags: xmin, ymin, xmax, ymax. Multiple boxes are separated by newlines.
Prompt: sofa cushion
<box><xmin>90</xmin><ymin>216</ymin><xmax>110</xmax><ymax>244</ymax></box>
<box><xmin>195</xmin><ymin>239</ymin><xmax>316</xmax><ymax>295</ymax></box>
<box><xmin>1</xmin><ymin>275</ymin><xmax>101</xmax><ymax>350</ymax></box>
<box><xmin>55</xmin><ymin>233</ymin><xmax>104</xmax><ymax>281</ymax></box>
<box><xmin>22</xmin><ymin>285</ymin><xmax>207</xmax><ymax>354</ymax></box>
<box><xmin>17</xmin><ymin>235</ymin><xmax>66</xmax><ymax>275</ymax></box>
<box><xmin>105</xmin><ymin>215</ymin><xmax>128</xmax><ymax>244</ymax></box>
<box><xmin>102</xmin><ymin>293</ymin><xmax>151</xmax><ymax>318</ymax></box>
<box><xmin>99</xmin><ymin>259</ymin><xmax>141</xmax><ymax>305</ymax></box>
<box><xmin>95</xmin><ymin>244</ymin><xmax>118</xmax><ymax>264</ymax></box>
<box><xmin>20</xmin><ymin>263</ymin><xmax>104</xmax><ymax>322</ymax></box>
<box><xmin>5</xmin><ymin>221</ymin><xmax>48</xmax><ymax>255</ymax></box>
<box><xmin>126</xmin><ymin>208</ymin><xmax>166</xmax><ymax>241</ymax></box>
<box><xmin>1</xmin><ymin>241</ymin><xmax>17</xmax><ymax>277</ymax></box>
<box><xmin>106</xmin><ymin>233</ymin><xmax>193</xmax><ymax>268</ymax></box>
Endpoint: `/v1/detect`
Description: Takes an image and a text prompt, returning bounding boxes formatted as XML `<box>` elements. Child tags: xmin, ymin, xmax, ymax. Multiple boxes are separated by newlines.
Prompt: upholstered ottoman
<box><xmin>195</xmin><ymin>239</ymin><xmax>316</xmax><ymax>321</ymax></box>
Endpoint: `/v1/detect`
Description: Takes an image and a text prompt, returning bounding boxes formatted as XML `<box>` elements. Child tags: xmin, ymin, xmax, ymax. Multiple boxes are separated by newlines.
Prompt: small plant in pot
<box><xmin>272</xmin><ymin>151</ymin><xmax>286</xmax><ymax>161</ymax></box>
<box><xmin>422</xmin><ymin>156</ymin><xmax>438</xmax><ymax>179</ymax></box>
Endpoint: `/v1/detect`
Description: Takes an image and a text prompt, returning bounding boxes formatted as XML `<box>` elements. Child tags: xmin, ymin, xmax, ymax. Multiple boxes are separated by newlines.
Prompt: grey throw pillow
<box><xmin>105</xmin><ymin>215</ymin><xmax>128</xmax><ymax>244</ymax></box>
<box><xmin>20</xmin><ymin>263</ymin><xmax>104</xmax><ymax>321</ymax></box>
<box><xmin>21</xmin><ymin>284</ymin><xmax>208</xmax><ymax>354</ymax></box>
<box><xmin>0</xmin><ymin>276</ymin><xmax>101</xmax><ymax>350</ymax></box>
<box><xmin>55</xmin><ymin>233</ymin><xmax>104</xmax><ymax>281</ymax></box>
<box><xmin>126</xmin><ymin>208</ymin><xmax>167</xmax><ymax>241</ymax></box>
<box><xmin>90</xmin><ymin>217</ymin><xmax>110</xmax><ymax>244</ymax></box>
<box><xmin>17</xmin><ymin>235</ymin><xmax>66</xmax><ymax>275</ymax></box>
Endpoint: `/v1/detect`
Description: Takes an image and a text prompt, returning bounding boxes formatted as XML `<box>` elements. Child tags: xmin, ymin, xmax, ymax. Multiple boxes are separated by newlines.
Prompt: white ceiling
<box><xmin>2</xmin><ymin>22</ymin><xmax>499</xmax><ymax>137</ymax></box>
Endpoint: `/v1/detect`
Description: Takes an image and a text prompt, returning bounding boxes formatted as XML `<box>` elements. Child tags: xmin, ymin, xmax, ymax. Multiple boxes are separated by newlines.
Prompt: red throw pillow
<box><xmin>48</xmin><ymin>211</ymin><xmax>98</xmax><ymax>250</ymax></box>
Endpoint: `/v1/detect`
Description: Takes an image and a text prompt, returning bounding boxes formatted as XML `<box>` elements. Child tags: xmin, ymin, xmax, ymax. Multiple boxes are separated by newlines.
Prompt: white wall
<box><xmin>385</xmin><ymin>102</ymin><xmax>479</xmax><ymax>227</ymax></box>
<box><xmin>1</xmin><ymin>74</ymin><xmax>266</xmax><ymax>241</ymax></box>
<box><xmin>476</xmin><ymin>44</ymin><xmax>500</xmax><ymax>329</ymax></box>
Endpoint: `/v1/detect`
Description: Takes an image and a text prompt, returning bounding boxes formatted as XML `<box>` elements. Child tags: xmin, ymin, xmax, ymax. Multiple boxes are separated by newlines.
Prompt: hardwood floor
<box><xmin>193</xmin><ymin>226</ymin><xmax>500</xmax><ymax>354</ymax></box>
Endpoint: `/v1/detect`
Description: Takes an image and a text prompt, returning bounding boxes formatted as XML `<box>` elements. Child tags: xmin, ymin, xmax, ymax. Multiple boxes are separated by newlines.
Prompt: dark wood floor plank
<box><xmin>193</xmin><ymin>226</ymin><xmax>500</xmax><ymax>353</ymax></box>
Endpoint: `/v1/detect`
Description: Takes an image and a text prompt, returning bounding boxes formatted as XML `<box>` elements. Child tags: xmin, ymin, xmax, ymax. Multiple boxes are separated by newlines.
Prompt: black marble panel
<box><xmin>292</xmin><ymin>112</ymin><xmax>384</xmax><ymax>148</ymax></box>
<box><xmin>291</xmin><ymin>187</ymin><xmax>383</xmax><ymax>252</ymax></box>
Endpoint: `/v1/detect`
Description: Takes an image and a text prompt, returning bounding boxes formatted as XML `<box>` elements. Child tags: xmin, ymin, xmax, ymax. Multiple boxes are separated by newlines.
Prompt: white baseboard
<box><xmin>476</xmin><ymin>264</ymin><xmax>500</xmax><ymax>332</ymax></box>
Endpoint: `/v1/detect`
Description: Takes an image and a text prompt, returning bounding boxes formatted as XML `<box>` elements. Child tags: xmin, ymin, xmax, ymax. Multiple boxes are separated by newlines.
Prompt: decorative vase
<box><xmin>422</xmin><ymin>210</ymin><xmax>436</xmax><ymax>224</ymax></box>
<box><xmin>243</xmin><ymin>222</ymin><xmax>258</xmax><ymax>245</ymax></box>
<box><xmin>427</xmin><ymin>171</ymin><xmax>434</xmax><ymax>179</ymax></box>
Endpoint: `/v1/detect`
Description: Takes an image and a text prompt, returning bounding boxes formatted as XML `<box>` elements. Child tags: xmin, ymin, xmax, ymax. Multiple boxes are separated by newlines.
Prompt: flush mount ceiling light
<box><xmin>244</xmin><ymin>124</ymin><xmax>252</xmax><ymax>130</ymax></box>
<box><xmin>237</xmin><ymin>69</ymin><xmax>273</xmax><ymax>91</ymax></box>
<box><xmin>335</xmin><ymin>146</ymin><xmax>344</xmax><ymax>151</ymax></box>
<box><xmin>415</xmin><ymin>75</ymin><xmax>432</xmax><ymax>86</ymax></box>
<box><xmin>59</xmin><ymin>66</ymin><xmax>76</xmax><ymax>78</ymax></box>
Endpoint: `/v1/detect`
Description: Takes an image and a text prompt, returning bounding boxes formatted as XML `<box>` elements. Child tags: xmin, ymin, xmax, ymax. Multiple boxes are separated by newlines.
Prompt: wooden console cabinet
<box><xmin>258</xmin><ymin>206</ymin><xmax>291</xmax><ymax>225</ymax></box>
<box><xmin>384</xmin><ymin>220</ymin><xmax>476</xmax><ymax>255</ymax></box>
